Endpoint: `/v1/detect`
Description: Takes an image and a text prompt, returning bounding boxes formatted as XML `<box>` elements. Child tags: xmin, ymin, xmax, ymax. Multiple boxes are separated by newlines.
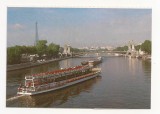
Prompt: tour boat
<box><xmin>17</xmin><ymin>65</ymin><xmax>101</xmax><ymax>95</ymax></box>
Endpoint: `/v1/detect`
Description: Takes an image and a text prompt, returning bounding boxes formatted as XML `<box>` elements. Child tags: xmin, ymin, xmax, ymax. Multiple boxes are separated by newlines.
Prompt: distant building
<box><xmin>106</xmin><ymin>46</ymin><xmax>114</xmax><ymax>51</ymax></box>
<box><xmin>89</xmin><ymin>47</ymin><xmax>96</xmax><ymax>51</ymax></box>
<box><xmin>138</xmin><ymin>48</ymin><xmax>145</xmax><ymax>55</ymax></box>
<box><xmin>63</xmin><ymin>44</ymin><xmax>72</xmax><ymax>56</ymax></box>
<box><xmin>126</xmin><ymin>40</ymin><xmax>137</xmax><ymax>57</ymax></box>
<box><xmin>100</xmin><ymin>47</ymin><xmax>106</xmax><ymax>50</ymax></box>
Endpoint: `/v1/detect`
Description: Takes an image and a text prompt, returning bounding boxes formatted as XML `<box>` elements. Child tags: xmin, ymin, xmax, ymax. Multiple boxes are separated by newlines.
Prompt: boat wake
<box><xmin>6</xmin><ymin>95</ymin><xmax>25</xmax><ymax>102</ymax></box>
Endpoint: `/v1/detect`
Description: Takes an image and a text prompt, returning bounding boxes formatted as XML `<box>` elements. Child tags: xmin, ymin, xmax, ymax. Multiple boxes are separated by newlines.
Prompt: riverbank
<box><xmin>7</xmin><ymin>57</ymin><xmax>73</xmax><ymax>72</ymax></box>
<box><xmin>113</xmin><ymin>53</ymin><xmax>151</xmax><ymax>60</ymax></box>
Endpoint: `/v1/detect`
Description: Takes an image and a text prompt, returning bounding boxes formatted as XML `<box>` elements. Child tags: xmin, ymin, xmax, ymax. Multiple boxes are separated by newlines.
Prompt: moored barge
<box><xmin>81</xmin><ymin>57</ymin><xmax>102</xmax><ymax>66</ymax></box>
<box><xmin>17</xmin><ymin>65</ymin><xmax>101</xmax><ymax>95</ymax></box>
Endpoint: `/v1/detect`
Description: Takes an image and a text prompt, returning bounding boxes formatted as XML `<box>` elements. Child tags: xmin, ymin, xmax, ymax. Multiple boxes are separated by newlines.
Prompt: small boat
<box><xmin>17</xmin><ymin>65</ymin><xmax>101</xmax><ymax>95</ymax></box>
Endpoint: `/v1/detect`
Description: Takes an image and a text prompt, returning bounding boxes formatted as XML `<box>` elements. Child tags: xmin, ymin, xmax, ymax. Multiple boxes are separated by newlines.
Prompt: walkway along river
<box><xmin>6</xmin><ymin>54</ymin><xmax>151</xmax><ymax>108</ymax></box>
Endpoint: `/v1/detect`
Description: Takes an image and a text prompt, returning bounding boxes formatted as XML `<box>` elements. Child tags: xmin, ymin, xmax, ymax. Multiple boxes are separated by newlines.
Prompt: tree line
<box><xmin>7</xmin><ymin>40</ymin><xmax>60</xmax><ymax>65</ymax></box>
<box><xmin>114</xmin><ymin>40</ymin><xmax>151</xmax><ymax>54</ymax></box>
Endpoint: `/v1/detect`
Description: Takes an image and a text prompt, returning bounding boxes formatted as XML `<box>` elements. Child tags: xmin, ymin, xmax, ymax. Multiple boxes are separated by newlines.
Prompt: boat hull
<box><xmin>81</xmin><ymin>61</ymin><xmax>88</xmax><ymax>65</ymax></box>
<box><xmin>17</xmin><ymin>72</ymin><xmax>101</xmax><ymax>95</ymax></box>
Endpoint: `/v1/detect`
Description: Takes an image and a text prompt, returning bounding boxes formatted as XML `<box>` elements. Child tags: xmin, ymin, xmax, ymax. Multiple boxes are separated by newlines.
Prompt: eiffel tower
<box><xmin>34</xmin><ymin>22</ymin><xmax>39</xmax><ymax>46</ymax></box>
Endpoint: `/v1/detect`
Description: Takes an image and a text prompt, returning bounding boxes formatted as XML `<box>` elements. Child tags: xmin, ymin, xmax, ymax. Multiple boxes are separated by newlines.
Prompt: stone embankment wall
<box><xmin>7</xmin><ymin>57</ymin><xmax>71</xmax><ymax>71</ymax></box>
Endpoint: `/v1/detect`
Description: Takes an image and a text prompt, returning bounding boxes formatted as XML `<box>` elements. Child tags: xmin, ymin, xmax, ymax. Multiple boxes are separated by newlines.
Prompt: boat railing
<box><xmin>91</xmin><ymin>68</ymin><xmax>101</xmax><ymax>72</ymax></box>
<box><xmin>18</xmin><ymin>87</ymin><xmax>35</xmax><ymax>93</ymax></box>
<box><xmin>25</xmin><ymin>66</ymin><xmax>92</xmax><ymax>81</ymax></box>
<box><xmin>34</xmin><ymin>73</ymin><xmax>92</xmax><ymax>91</ymax></box>
<box><xmin>30</xmin><ymin>67</ymin><xmax>91</xmax><ymax>79</ymax></box>
<box><xmin>25</xmin><ymin>75</ymin><xmax>34</xmax><ymax>80</ymax></box>
<box><xmin>18</xmin><ymin>70</ymin><xmax>100</xmax><ymax>94</ymax></box>
<box><xmin>31</xmin><ymin>71</ymin><xmax>94</xmax><ymax>89</ymax></box>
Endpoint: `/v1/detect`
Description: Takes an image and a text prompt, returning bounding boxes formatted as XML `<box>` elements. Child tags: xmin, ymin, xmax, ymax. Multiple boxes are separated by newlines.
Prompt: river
<box><xmin>6</xmin><ymin>54</ymin><xmax>151</xmax><ymax>108</ymax></box>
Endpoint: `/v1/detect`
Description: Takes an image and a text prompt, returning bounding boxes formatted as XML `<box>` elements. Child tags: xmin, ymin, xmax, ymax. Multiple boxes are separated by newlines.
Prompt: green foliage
<box><xmin>135</xmin><ymin>45</ymin><xmax>141</xmax><ymax>50</ymax></box>
<box><xmin>141</xmin><ymin>40</ymin><xmax>151</xmax><ymax>54</ymax></box>
<box><xmin>114</xmin><ymin>46</ymin><xmax>128</xmax><ymax>51</ymax></box>
<box><xmin>114</xmin><ymin>40</ymin><xmax>151</xmax><ymax>54</ymax></box>
<box><xmin>27</xmin><ymin>46</ymin><xmax>37</xmax><ymax>54</ymax></box>
<box><xmin>70</xmin><ymin>47</ymin><xmax>80</xmax><ymax>53</ymax></box>
<box><xmin>7</xmin><ymin>40</ymin><xmax>61</xmax><ymax>65</ymax></box>
<box><xmin>47</xmin><ymin>43</ymin><xmax>60</xmax><ymax>58</ymax></box>
<box><xmin>70</xmin><ymin>47</ymin><xmax>86</xmax><ymax>53</ymax></box>
<box><xmin>19</xmin><ymin>45</ymin><xmax>36</xmax><ymax>54</ymax></box>
<box><xmin>7</xmin><ymin>46</ymin><xmax>22</xmax><ymax>64</ymax></box>
<box><xmin>36</xmin><ymin>40</ymin><xmax>47</xmax><ymax>57</ymax></box>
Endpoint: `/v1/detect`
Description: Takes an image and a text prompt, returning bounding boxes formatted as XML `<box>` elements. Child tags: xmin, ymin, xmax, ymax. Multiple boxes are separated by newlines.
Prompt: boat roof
<box><xmin>31</xmin><ymin>65</ymin><xmax>89</xmax><ymax>77</ymax></box>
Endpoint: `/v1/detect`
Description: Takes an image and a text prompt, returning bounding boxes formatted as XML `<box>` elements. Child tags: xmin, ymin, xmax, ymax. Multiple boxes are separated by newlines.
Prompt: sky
<box><xmin>7</xmin><ymin>8</ymin><xmax>151</xmax><ymax>48</ymax></box>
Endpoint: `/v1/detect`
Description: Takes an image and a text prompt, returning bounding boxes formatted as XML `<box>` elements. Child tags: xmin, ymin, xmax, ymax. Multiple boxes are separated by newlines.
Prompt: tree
<box><xmin>114</xmin><ymin>46</ymin><xmax>128</xmax><ymax>51</ymax></box>
<box><xmin>47</xmin><ymin>43</ymin><xmax>60</xmax><ymax>58</ymax></box>
<box><xmin>135</xmin><ymin>45</ymin><xmax>141</xmax><ymax>51</ymax></box>
<box><xmin>36</xmin><ymin>40</ymin><xmax>47</xmax><ymax>57</ymax></box>
<box><xmin>141</xmin><ymin>40</ymin><xmax>151</xmax><ymax>54</ymax></box>
<box><xmin>70</xmin><ymin>47</ymin><xmax>80</xmax><ymax>53</ymax></box>
<box><xmin>7</xmin><ymin>40</ymin><xmax>62</xmax><ymax>64</ymax></box>
<box><xmin>27</xmin><ymin>46</ymin><xmax>37</xmax><ymax>54</ymax></box>
<box><xmin>70</xmin><ymin>47</ymin><xmax>86</xmax><ymax>53</ymax></box>
<box><xmin>7</xmin><ymin>46</ymin><xmax>22</xmax><ymax>64</ymax></box>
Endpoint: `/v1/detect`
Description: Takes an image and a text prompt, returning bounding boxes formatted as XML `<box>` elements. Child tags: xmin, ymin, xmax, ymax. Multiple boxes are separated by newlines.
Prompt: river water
<box><xmin>6</xmin><ymin>54</ymin><xmax>151</xmax><ymax>108</ymax></box>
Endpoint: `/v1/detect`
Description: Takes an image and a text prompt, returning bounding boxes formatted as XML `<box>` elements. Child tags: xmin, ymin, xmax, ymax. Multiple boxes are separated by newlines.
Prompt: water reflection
<box><xmin>61</xmin><ymin>59</ymin><xmax>71</xmax><ymax>68</ymax></box>
<box><xmin>142</xmin><ymin>60</ymin><xmax>151</xmax><ymax>74</ymax></box>
<box><xmin>141</xmin><ymin>60</ymin><xmax>151</xmax><ymax>81</ymax></box>
<box><xmin>7</xmin><ymin>77</ymin><xmax>101</xmax><ymax>107</ymax></box>
<box><xmin>128</xmin><ymin>58</ymin><xmax>138</xmax><ymax>76</ymax></box>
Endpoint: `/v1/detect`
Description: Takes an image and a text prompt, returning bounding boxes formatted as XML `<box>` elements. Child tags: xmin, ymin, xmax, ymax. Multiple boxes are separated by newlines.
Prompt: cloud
<box><xmin>8</xmin><ymin>23</ymin><xmax>25</xmax><ymax>30</ymax></box>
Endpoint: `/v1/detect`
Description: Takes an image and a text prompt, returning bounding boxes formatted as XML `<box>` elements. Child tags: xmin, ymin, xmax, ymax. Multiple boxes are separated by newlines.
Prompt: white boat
<box><xmin>114</xmin><ymin>53</ymin><xmax>120</xmax><ymax>56</ymax></box>
<box><xmin>17</xmin><ymin>65</ymin><xmax>101</xmax><ymax>95</ymax></box>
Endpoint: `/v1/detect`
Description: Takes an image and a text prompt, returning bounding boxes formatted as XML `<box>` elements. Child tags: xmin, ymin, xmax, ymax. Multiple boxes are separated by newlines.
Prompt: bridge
<box><xmin>72</xmin><ymin>50</ymin><xmax>127</xmax><ymax>57</ymax></box>
<box><xmin>70</xmin><ymin>40</ymin><xmax>144</xmax><ymax>58</ymax></box>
